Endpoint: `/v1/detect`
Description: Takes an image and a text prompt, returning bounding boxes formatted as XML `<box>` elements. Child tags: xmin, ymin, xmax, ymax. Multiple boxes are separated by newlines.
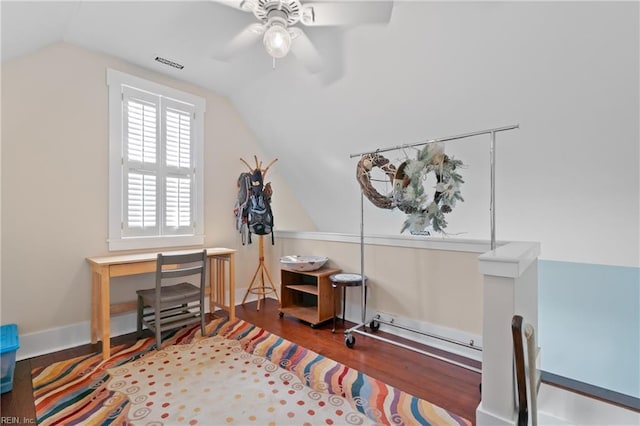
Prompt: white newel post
<box><xmin>476</xmin><ymin>242</ymin><xmax>541</xmax><ymax>426</ymax></box>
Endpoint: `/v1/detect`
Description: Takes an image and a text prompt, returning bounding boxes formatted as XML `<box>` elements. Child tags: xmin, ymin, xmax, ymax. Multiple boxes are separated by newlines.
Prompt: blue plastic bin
<box><xmin>1</xmin><ymin>323</ymin><xmax>19</xmax><ymax>393</ymax></box>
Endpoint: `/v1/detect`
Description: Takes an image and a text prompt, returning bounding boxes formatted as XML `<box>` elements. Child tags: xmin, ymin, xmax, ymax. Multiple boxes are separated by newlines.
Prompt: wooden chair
<box><xmin>512</xmin><ymin>315</ymin><xmax>541</xmax><ymax>426</ymax></box>
<box><xmin>137</xmin><ymin>250</ymin><xmax>207</xmax><ymax>348</ymax></box>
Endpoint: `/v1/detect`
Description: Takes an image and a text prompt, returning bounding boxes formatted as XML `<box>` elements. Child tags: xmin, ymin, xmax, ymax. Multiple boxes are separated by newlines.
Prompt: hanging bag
<box><xmin>234</xmin><ymin>172</ymin><xmax>251</xmax><ymax>245</ymax></box>
<box><xmin>247</xmin><ymin>169</ymin><xmax>275</xmax><ymax>244</ymax></box>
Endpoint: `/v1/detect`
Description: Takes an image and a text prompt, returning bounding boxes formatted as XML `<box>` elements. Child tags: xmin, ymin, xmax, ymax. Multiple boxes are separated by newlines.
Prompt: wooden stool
<box><xmin>330</xmin><ymin>273</ymin><xmax>367</xmax><ymax>333</ymax></box>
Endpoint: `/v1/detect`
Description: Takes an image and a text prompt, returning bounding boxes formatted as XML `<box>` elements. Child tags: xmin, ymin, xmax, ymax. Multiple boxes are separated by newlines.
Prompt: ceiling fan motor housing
<box><xmin>253</xmin><ymin>0</ymin><xmax>302</xmax><ymax>25</ymax></box>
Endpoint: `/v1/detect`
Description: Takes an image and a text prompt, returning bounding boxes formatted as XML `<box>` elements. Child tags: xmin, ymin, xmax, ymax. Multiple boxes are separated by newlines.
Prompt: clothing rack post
<box><xmin>490</xmin><ymin>130</ymin><xmax>497</xmax><ymax>250</ymax></box>
<box><xmin>360</xmin><ymin>191</ymin><xmax>366</xmax><ymax>325</ymax></box>
<box><xmin>345</xmin><ymin>124</ymin><xmax>519</xmax><ymax>371</ymax></box>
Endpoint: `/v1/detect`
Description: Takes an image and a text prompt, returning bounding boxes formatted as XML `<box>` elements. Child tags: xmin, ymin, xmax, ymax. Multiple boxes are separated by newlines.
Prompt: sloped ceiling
<box><xmin>3</xmin><ymin>1</ymin><xmax>637</xmax><ymax>243</ymax></box>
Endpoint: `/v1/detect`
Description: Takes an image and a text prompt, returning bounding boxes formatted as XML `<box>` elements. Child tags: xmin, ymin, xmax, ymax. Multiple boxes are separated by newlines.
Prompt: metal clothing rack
<box><xmin>345</xmin><ymin>124</ymin><xmax>519</xmax><ymax>373</ymax></box>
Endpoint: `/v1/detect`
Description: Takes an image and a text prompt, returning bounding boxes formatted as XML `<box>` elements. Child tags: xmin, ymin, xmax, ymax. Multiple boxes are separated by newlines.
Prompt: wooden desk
<box><xmin>86</xmin><ymin>247</ymin><xmax>236</xmax><ymax>360</ymax></box>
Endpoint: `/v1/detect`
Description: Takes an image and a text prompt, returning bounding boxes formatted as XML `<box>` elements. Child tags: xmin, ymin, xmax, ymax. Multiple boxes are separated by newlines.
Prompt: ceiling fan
<box><xmin>214</xmin><ymin>0</ymin><xmax>394</xmax><ymax>72</ymax></box>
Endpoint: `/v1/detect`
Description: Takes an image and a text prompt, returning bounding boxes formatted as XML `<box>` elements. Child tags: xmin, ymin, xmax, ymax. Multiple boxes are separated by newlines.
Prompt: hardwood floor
<box><xmin>1</xmin><ymin>298</ymin><xmax>482</xmax><ymax>424</ymax></box>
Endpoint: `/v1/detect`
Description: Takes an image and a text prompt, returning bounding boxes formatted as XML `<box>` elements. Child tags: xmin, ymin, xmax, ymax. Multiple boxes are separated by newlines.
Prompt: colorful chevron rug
<box><xmin>32</xmin><ymin>318</ymin><xmax>471</xmax><ymax>425</ymax></box>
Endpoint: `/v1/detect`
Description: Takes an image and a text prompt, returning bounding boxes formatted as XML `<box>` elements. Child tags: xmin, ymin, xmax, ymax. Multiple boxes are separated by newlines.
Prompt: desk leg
<box><xmin>217</xmin><ymin>259</ymin><xmax>224</xmax><ymax>310</ymax></box>
<box><xmin>208</xmin><ymin>254</ymin><xmax>236</xmax><ymax>322</ymax></box>
<box><xmin>91</xmin><ymin>270</ymin><xmax>99</xmax><ymax>344</ymax></box>
<box><xmin>228</xmin><ymin>253</ymin><xmax>235</xmax><ymax>321</ymax></box>
<box><xmin>99</xmin><ymin>267</ymin><xmax>111</xmax><ymax>360</ymax></box>
<box><xmin>209</xmin><ymin>258</ymin><xmax>222</xmax><ymax>315</ymax></box>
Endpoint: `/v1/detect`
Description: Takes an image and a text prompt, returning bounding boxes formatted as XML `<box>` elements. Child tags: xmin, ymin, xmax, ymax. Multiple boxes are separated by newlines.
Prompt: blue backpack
<box><xmin>242</xmin><ymin>169</ymin><xmax>274</xmax><ymax>244</ymax></box>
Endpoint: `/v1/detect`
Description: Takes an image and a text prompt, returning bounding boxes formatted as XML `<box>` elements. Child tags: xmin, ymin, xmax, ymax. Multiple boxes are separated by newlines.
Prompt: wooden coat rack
<box><xmin>240</xmin><ymin>155</ymin><xmax>280</xmax><ymax>311</ymax></box>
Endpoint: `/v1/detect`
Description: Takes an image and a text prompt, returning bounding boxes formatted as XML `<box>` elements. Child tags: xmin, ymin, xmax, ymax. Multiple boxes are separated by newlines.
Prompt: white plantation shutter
<box><xmin>123</xmin><ymin>88</ymin><xmax>160</xmax><ymax>236</ymax></box>
<box><xmin>125</xmin><ymin>94</ymin><xmax>157</xmax><ymax>164</ymax></box>
<box><xmin>127</xmin><ymin>173</ymin><xmax>157</xmax><ymax>229</ymax></box>
<box><xmin>162</xmin><ymin>99</ymin><xmax>195</xmax><ymax>233</ymax></box>
<box><xmin>162</xmin><ymin>100</ymin><xmax>194</xmax><ymax>232</ymax></box>
<box><xmin>165</xmin><ymin>107</ymin><xmax>191</xmax><ymax>168</ymax></box>
<box><xmin>121</xmin><ymin>88</ymin><xmax>196</xmax><ymax>237</ymax></box>
<box><xmin>108</xmin><ymin>69</ymin><xmax>204</xmax><ymax>250</ymax></box>
<box><xmin>165</xmin><ymin>176</ymin><xmax>191</xmax><ymax>228</ymax></box>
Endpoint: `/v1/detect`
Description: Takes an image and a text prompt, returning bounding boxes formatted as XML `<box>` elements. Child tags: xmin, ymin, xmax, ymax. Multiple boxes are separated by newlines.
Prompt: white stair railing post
<box><xmin>476</xmin><ymin>242</ymin><xmax>541</xmax><ymax>426</ymax></box>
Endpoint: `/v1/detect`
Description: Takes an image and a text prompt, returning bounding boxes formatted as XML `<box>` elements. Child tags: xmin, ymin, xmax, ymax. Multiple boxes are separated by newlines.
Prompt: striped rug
<box><xmin>33</xmin><ymin>318</ymin><xmax>470</xmax><ymax>425</ymax></box>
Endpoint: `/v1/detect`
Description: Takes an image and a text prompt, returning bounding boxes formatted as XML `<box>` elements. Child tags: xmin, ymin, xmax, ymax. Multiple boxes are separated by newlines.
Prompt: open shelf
<box><xmin>285</xmin><ymin>284</ymin><xmax>318</xmax><ymax>295</ymax></box>
<box><xmin>279</xmin><ymin>267</ymin><xmax>341</xmax><ymax>327</ymax></box>
<box><xmin>279</xmin><ymin>306</ymin><xmax>318</xmax><ymax>324</ymax></box>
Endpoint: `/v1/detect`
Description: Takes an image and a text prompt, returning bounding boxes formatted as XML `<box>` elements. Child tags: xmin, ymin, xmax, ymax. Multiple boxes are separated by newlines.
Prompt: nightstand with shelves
<box><xmin>278</xmin><ymin>267</ymin><xmax>341</xmax><ymax>327</ymax></box>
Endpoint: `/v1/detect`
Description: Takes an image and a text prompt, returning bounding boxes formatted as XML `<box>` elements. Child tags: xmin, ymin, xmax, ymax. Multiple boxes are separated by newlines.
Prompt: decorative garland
<box><xmin>397</xmin><ymin>143</ymin><xmax>464</xmax><ymax>234</ymax></box>
<box><xmin>356</xmin><ymin>153</ymin><xmax>397</xmax><ymax>209</ymax></box>
<box><xmin>356</xmin><ymin>143</ymin><xmax>464</xmax><ymax>234</ymax></box>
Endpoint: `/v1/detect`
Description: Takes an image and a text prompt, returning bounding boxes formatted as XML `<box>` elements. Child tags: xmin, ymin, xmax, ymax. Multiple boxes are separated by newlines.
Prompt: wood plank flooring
<box><xmin>1</xmin><ymin>298</ymin><xmax>482</xmax><ymax>424</ymax></box>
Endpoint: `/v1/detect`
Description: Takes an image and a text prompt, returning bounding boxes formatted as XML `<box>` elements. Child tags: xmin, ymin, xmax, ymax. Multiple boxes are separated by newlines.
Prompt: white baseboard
<box><xmin>19</xmin><ymin>292</ymin><xmax>474</xmax><ymax>363</ymax></box>
<box><xmin>18</xmin><ymin>312</ymin><xmax>140</xmax><ymax>361</ymax></box>
<box><xmin>343</xmin><ymin>303</ymin><xmax>483</xmax><ymax>362</ymax></box>
<box><xmin>18</xmin><ymin>288</ymin><xmax>264</xmax><ymax>361</ymax></box>
<box><xmin>537</xmin><ymin>383</ymin><xmax>640</xmax><ymax>426</ymax></box>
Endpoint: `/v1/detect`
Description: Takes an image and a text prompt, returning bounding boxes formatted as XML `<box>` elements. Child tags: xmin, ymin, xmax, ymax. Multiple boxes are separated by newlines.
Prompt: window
<box><xmin>107</xmin><ymin>69</ymin><xmax>205</xmax><ymax>251</ymax></box>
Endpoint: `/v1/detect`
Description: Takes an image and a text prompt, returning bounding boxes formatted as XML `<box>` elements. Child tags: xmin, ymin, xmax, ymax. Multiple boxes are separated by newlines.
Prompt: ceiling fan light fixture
<box><xmin>263</xmin><ymin>20</ymin><xmax>291</xmax><ymax>59</ymax></box>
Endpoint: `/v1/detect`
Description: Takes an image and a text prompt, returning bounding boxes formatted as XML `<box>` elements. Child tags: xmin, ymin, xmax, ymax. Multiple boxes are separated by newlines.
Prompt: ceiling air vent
<box><xmin>154</xmin><ymin>56</ymin><xmax>184</xmax><ymax>70</ymax></box>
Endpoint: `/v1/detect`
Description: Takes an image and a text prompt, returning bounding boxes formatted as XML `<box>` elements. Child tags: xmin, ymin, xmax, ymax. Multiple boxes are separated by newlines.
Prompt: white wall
<box><xmin>230</xmin><ymin>3</ymin><xmax>640</xmax><ymax>397</ymax></box>
<box><xmin>1</xmin><ymin>1</ymin><xmax>638</xmax><ymax>400</ymax></box>
<box><xmin>233</xmin><ymin>1</ymin><xmax>640</xmax><ymax>269</ymax></box>
<box><xmin>272</xmin><ymin>234</ymin><xmax>485</xmax><ymax>335</ymax></box>
<box><xmin>0</xmin><ymin>42</ymin><xmax>316</xmax><ymax>334</ymax></box>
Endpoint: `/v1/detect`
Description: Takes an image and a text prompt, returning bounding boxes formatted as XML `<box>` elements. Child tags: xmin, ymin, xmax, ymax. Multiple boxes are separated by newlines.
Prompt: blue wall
<box><xmin>539</xmin><ymin>260</ymin><xmax>640</xmax><ymax>398</ymax></box>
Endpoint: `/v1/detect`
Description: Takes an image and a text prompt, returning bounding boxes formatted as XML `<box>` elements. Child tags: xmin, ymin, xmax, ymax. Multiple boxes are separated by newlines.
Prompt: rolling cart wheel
<box><xmin>369</xmin><ymin>320</ymin><xmax>380</xmax><ymax>331</ymax></box>
<box><xmin>310</xmin><ymin>323</ymin><xmax>316</xmax><ymax>329</ymax></box>
<box><xmin>345</xmin><ymin>334</ymin><xmax>356</xmax><ymax>348</ymax></box>
<box><xmin>278</xmin><ymin>312</ymin><xmax>284</xmax><ymax>318</ymax></box>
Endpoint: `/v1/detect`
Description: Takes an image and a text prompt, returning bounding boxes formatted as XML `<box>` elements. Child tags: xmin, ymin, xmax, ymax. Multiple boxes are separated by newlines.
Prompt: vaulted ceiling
<box><xmin>3</xmin><ymin>1</ymin><xmax>635</xmax><ymax>241</ymax></box>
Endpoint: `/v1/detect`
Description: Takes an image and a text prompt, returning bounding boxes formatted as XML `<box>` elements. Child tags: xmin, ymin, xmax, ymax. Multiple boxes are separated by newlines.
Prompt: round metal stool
<box><xmin>330</xmin><ymin>273</ymin><xmax>367</xmax><ymax>333</ymax></box>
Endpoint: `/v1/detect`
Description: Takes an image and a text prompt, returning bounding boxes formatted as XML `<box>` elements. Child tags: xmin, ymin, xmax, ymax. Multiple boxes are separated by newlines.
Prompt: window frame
<box><xmin>107</xmin><ymin>68</ymin><xmax>205</xmax><ymax>251</ymax></box>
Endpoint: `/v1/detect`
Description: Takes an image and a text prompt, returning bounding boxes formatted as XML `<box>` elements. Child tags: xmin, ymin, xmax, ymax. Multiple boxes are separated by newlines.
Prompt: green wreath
<box><xmin>355</xmin><ymin>144</ymin><xmax>464</xmax><ymax>234</ymax></box>
<box><xmin>393</xmin><ymin>143</ymin><xmax>465</xmax><ymax>234</ymax></box>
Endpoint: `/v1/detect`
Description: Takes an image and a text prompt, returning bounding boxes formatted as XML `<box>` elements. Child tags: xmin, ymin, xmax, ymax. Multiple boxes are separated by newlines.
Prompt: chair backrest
<box><xmin>512</xmin><ymin>315</ymin><xmax>528</xmax><ymax>426</ymax></box>
<box><xmin>155</xmin><ymin>250</ymin><xmax>206</xmax><ymax>290</ymax></box>
<box><xmin>512</xmin><ymin>314</ymin><xmax>541</xmax><ymax>426</ymax></box>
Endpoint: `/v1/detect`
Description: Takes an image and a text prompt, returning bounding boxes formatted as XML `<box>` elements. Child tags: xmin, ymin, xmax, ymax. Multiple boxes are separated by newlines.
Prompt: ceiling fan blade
<box><xmin>300</xmin><ymin>1</ymin><xmax>393</xmax><ymax>27</ymax></box>
<box><xmin>211</xmin><ymin>0</ymin><xmax>257</xmax><ymax>12</ymax></box>
<box><xmin>289</xmin><ymin>27</ymin><xmax>323</xmax><ymax>74</ymax></box>
<box><xmin>214</xmin><ymin>23</ymin><xmax>265</xmax><ymax>60</ymax></box>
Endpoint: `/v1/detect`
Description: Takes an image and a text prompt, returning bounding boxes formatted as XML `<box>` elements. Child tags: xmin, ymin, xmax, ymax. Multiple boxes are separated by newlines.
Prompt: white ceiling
<box><xmin>1</xmin><ymin>1</ymin><xmax>347</xmax><ymax>92</ymax></box>
<box><xmin>2</xmin><ymin>0</ymin><xmax>431</xmax><ymax>233</ymax></box>
<box><xmin>1</xmin><ymin>0</ymin><xmax>419</xmax><ymax>232</ymax></box>
<box><xmin>3</xmin><ymin>1</ymin><xmax>635</xmax><ymax>240</ymax></box>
